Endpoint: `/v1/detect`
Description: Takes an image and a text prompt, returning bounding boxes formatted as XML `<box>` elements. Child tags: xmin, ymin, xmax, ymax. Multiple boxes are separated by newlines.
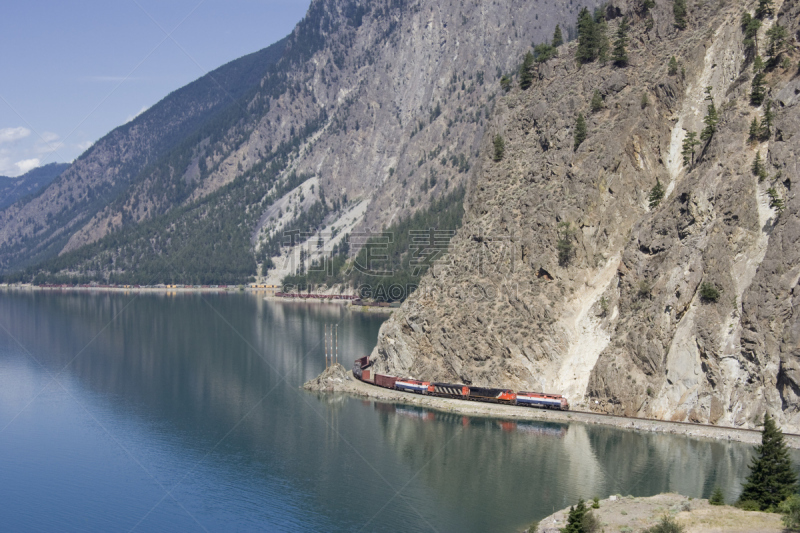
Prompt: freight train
<box><xmin>352</xmin><ymin>356</ymin><xmax>569</xmax><ymax>410</ymax></box>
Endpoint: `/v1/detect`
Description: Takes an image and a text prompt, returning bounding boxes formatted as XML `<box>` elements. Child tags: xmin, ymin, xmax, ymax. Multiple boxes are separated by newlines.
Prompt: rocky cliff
<box><xmin>370</xmin><ymin>0</ymin><xmax>800</xmax><ymax>431</ymax></box>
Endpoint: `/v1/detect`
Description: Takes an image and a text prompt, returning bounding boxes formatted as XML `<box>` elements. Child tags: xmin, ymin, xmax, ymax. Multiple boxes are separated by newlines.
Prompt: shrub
<box><xmin>590</xmin><ymin>90</ymin><xmax>603</xmax><ymax>112</ymax></box>
<box><xmin>736</xmin><ymin>500</ymin><xmax>761</xmax><ymax>511</ymax></box>
<box><xmin>780</xmin><ymin>495</ymin><xmax>800</xmax><ymax>530</ymax></box>
<box><xmin>644</xmin><ymin>515</ymin><xmax>685</xmax><ymax>533</ymax></box>
<box><xmin>574</xmin><ymin>113</ymin><xmax>587</xmax><ymax>150</ymax></box>
<box><xmin>709</xmin><ymin>486</ymin><xmax>725</xmax><ymax>505</ymax></box>
<box><xmin>557</xmin><ymin>222</ymin><xmax>576</xmax><ymax>267</ymax></box>
<box><xmin>492</xmin><ymin>134</ymin><xmax>505</xmax><ymax>162</ymax></box>
<box><xmin>668</xmin><ymin>56</ymin><xmax>679</xmax><ymax>75</ymax></box>
<box><xmin>592</xmin><ymin>496</ymin><xmax>600</xmax><ymax>509</ymax></box>
<box><xmin>699</xmin><ymin>282</ymin><xmax>720</xmax><ymax>302</ymax></box>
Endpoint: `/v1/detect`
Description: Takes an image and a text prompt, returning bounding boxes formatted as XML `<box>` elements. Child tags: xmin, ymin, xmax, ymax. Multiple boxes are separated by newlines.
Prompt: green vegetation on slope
<box><xmin>283</xmin><ymin>187</ymin><xmax>465</xmax><ymax>301</ymax></box>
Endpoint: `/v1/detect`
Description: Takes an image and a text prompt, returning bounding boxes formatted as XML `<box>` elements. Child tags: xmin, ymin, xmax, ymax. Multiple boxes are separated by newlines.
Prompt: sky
<box><xmin>0</xmin><ymin>0</ymin><xmax>311</xmax><ymax>177</ymax></box>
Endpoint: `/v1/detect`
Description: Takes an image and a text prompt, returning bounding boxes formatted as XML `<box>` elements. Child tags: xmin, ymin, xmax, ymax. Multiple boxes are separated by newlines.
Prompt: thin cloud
<box><xmin>85</xmin><ymin>75</ymin><xmax>142</xmax><ymax>82</ymax></box>
<box><xmin>15</xmin><ymin>158</ymin><xmax>40</xmax><ymax>174</ymax></box>
<box><xmin>0</xmin><ymin>127</ymin><xmax>32</xmax><ymax>144</ymax></box>
<box><xmin>126</xmin><ymin>106</ymin><xmax>149</xmax><ymax>123</ymax></box>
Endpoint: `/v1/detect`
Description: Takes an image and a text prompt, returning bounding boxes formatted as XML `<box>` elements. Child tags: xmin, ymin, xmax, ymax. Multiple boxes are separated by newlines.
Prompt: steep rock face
<box><xmin>370</xmin><ymin>0</ymin><xmax>800</xmax><ymax>430</ymax></box>
<box><xmin>0</xmin><ymin>0</ymin><xmax>593</xmax><ymax>280</ymax></box>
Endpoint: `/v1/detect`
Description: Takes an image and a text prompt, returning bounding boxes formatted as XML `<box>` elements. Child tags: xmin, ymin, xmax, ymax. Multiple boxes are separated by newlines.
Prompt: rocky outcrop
<box><xmin>370</xmin><ymin>0</ymin><xmax>800</xmax><ymax>431</ymax></box>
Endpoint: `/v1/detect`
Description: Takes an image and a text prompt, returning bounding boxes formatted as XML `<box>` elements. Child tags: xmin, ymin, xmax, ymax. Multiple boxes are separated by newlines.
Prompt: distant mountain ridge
<box><xmin>0</xmin><ymin>163</ymin><xmax>69</xmax><ymax>210</ymax></box>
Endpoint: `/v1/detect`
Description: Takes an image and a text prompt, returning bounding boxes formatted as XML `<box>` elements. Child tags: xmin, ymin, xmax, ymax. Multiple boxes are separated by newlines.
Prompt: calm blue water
<box><xmin>0</xmin><ymin>291</ymin><xmax>790</xmax><ymax>532</ymax></box>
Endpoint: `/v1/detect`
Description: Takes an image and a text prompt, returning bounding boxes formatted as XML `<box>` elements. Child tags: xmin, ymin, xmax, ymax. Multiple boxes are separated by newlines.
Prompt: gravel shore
<box><xmin>304</xmin><ymin>364</ymin><xmax>800</xmax><ymax>448</ymax></box>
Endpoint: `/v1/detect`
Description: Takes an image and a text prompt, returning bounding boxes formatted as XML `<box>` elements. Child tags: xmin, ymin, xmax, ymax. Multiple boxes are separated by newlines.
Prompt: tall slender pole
<box><xmin>335</xmin><ymin>324</ymin><xmax>338</xmax><ymax>365</ymax></box>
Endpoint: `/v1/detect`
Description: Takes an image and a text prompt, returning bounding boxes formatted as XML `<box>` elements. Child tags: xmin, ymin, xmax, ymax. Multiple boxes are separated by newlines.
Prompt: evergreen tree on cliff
<box><xmin>673</xmin><ymin>0</ymin><xmax>688</xmax><ymax>29</ymax></box>
<box><xmin>552</xmin><ymin>24</ymin><xmax>564</xmax><ymax>47</ymax></box>
<box><xmin>561</xmin><ymin>498</ymin><xmax>587</xmax><ymax>533</ymax></box>
<box><xmin>576</xmin><ymin>8</ymin><xmax>596</xmax><ymax>63</ymax></box>
<box><xmin>612</xmin><ymin>17</ymin><xmax>629</xmax><ymax>67</ymax></box>
<box><xmin>519</xmin><ymin>51</ymin><xmax>535</xmax><ymax>90</ymax></box>
<box><xmin>738</xmin><ymin>414</ymin><xmax>798</xmax><ymax>511</ymax></box>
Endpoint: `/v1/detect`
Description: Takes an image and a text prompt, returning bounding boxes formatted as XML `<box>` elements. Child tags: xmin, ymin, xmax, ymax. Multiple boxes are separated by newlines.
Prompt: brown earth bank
<box><xmin>303</xmin><ymin>365</ymin><xmax>800</xmax><ymax>448</ymax></box>
<box><xmin>528</xmin><ymin>493</ymin><xmax>782</xmax><ymax>533</ymax></box>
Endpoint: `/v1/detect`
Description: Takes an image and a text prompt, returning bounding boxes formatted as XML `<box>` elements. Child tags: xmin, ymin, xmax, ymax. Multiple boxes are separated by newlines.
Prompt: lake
<box><xmin>0</xmin><ymin>291</ymin><xmax>788</xmax><ymax>532</ymax></box>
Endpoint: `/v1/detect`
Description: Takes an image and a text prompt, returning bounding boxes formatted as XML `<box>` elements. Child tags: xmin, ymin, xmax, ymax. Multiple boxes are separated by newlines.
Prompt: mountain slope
<box><xmin>1</xmin><ymin>0</ymin><xmax>595</xmax><ymax>284</ymax></box>
<box><xmin>0</xmin><ymin>36</ymin><xmax>288</xmax><ymax>272</ymax></box>
<box><xmin>369</xmin><ymin>0</ymin><xmax>800</xmax><ymax>431</ymax></box>
<box><xmin>0</xmin><ymin>163</ymin><xmax>69</xmax><ymax>210</ymax></box>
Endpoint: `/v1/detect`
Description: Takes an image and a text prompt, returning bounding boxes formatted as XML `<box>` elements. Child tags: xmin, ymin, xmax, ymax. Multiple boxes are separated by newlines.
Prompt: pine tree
<box><xmin>649</xmin><ymin>179</ymin><xmax>665</xmax><ymax>209</ymax></box>
<box><xmin>766</xmin><ymin>24</ymin><xmax>788</xmax><ymax>62</ymax></box>
<box><xmin>591</xmin><ymin>90</ymin><xmax>604</xmax><ymax>112</ymax></box>
<box><xmin>493</xmin><ymin>134</ymin><xmax>505</xmax><ymax>161</ymax></box>
<box><xmin>768</xmin><ymin>188</ymin><xmax>785</xmax><ymax>213</ymax></box>
<box><xmin>709</xmin><ymin>486</ymin><xmax>725</xmax><ymax>505</ymax></box>
<box><xmin>612</xmin><ymin>17</ymin><xmax>630</xmax><ymax>67</ymax></box>
<box><xmin>595</xmin><ymin>13</ymin><xmax>610</xmax><ymax>63</ymax></box>
<box><xmin>668</xmin><ymin>56</ymin><xmax>679</xmax><ymax>75</ymax></box>
<box><xmin>748</xmin><ymin>117</ymin><xmax>761</xmax><ymax>143</ymax></box>
<box><xmin>561</xmin><ymin>498</ymin><xmax>588</xmax><ymax>533</ymax></box>
<box><xmin>752</xmin><ymin>151</ymin><xmax>768</xmax><ymax>182</ymax></box>
<box><xmin>755</xmin><ymin>0</ymin><xmax>774</xmax><ymax>19</ymax></box>
<box><xmin>553</xmin><ymin>24</ymin><xmax>564</xmax><ymax>47</ymax></box>
<box><xmin>738</xmin><ymin>414</ymin><xmax>798</xmax><ymax>510</ymax></box>
<box><xmin>576</xmin><ymin>8</ymin><xmax>597</xmax><ymax>63</ymax></box>
<box><xmin>519</xmin><ymin>51</ymin><xmax>535</xmax><ymax>90</ymax></box>
<box><xmin>574</xmin><ymin>113</ymin><xmax>587</xmax><ymax>150</ymax></box>
<box><xmin>500</xmin><ymin>75</ymin><xmax>511</xmax><ymax>93</ymax></box>
<box><xmin>750</xmin><ymin>56</ymin><xmax>766</xmax><ymax>106</ymax></box>
<box><xmin>682</xmin><ymin>131</ymin><xmax>700</xmax><ymax>166</ymax></box>
<box><xmin>674</xmin><ymin>0</ymin><xmax>688</xmax><ymax>29</ymax></box>
<box><xmin>700</xmin><ymin>89</ymin><xmax>718</xmax><ymax>142</ymax></box>
<box><xmin>741</xmin><ymin>14</ymin><xmax>761</xmax><ymax>60</ymax></box>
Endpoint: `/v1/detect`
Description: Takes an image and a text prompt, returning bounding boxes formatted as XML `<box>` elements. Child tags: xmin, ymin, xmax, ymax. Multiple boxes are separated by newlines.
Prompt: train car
<box><xmin>466</xmin><ymin>386</ymin><xmax>517</xmax><ymax>403</ymax></box>
<box><xmin>352</xmin><ymin>356</ymin><xmax>370</xmax><ymax>380</ymax></box>
<box><xmin>428</xmin><ymin>382</ymin><xmax>469</xmax><ymax>397</ymax></box>
<box><xmin>374</xmin><ymin>374</ymin><xmax>398</xmax><ymax>389</ymax></box>
<box><xmin>516</xmin><ymin>392</ymin><xmax>569</xmax><ymax>410</ymax></box>
<box><xmin>394</xmin><ymin>379</ymin><xmax>430</xmax><ymax>394</ymax></box>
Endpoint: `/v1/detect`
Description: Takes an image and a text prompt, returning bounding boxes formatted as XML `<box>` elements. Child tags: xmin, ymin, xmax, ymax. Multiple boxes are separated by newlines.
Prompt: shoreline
<box><xmin>1</xmin><ymin>284</ymin><xmax>395</xmax><ymax>313</ymax></box>
<box><xmin>305</xmin><ymin>365</ymin><xmax>800</xmax><ymax>448</ymax></box>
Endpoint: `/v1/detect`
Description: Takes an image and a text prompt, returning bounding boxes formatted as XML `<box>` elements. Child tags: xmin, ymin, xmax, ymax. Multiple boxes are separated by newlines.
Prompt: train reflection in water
<box><xmin>373</xmin><ymin>402</ymin><xmax>567</xmax><ymax>438</ymax></box>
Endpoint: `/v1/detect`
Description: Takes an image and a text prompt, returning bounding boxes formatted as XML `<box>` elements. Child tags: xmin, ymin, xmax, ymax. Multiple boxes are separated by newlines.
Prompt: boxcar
<box><xmin>374</xmin><ymin>374</ymin><xmax>398</xmax><ymax>389</ymax></box>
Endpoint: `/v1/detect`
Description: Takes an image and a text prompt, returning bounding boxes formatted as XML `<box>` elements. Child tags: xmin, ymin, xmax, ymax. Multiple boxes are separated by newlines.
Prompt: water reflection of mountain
<box><xmin>0</xmin><ymin>292</ymin><xmax>785</xmax><ymax>532</ymax></box>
